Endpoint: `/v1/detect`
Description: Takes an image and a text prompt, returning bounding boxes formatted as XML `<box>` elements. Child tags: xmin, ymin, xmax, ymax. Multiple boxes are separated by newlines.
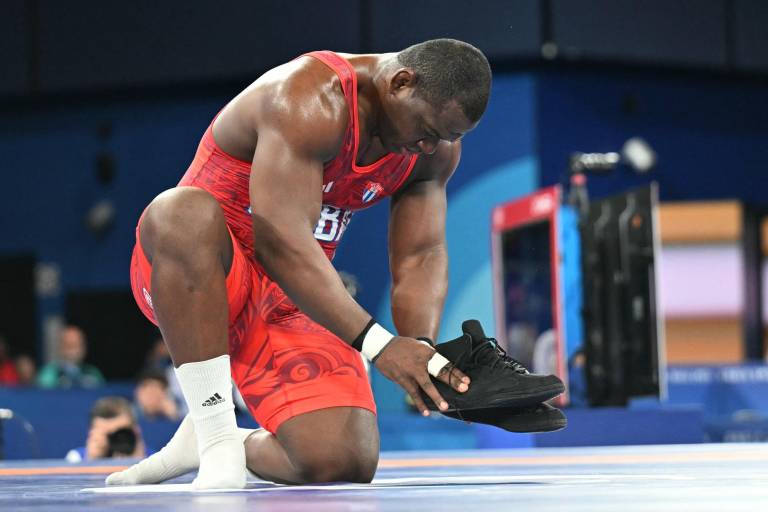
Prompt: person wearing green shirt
<box><xmin>37</xmin><ymin>325</ymin><xmax>104</xmax><ymax>389</ymax></box>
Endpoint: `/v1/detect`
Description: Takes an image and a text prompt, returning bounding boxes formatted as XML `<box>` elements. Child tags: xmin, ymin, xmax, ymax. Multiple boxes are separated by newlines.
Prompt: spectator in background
<box><xmin>338</xmin><ymin>270</ymin><xmax>360</xmax><ymax>298</ymax></box>
<box><xmin>66</xmin><ymin>396</ymin><xmax>148</xmax><ymax>463</ymax></box>
<box><xmin>143</xmin><ymin>336</ymin><xmax>187</xmax><ymax>416</ymax></box>
<box><xmin>37</xmin><ymin>325</ymin><xmax>105</xmax><ymax>389</ymax></box>
<box><xmin>567</xmin><ymin>349</ymin><xmax>588</xmax><ymax>408</ymax></box>
<box><xmin>0</xmin><ymin>335</ymin><xmax>19</xmax><ymax>386</ymax></box>
<box><xmin>142</xmin><ymin>336</ymin><xmax>244</xmax><ymax>417</ymax></box>
<box><xmin>14</xmin><ymin>354</ymin><xmax>37</xmax><ymax>386</ymax></box>
<box><xmin>143</xmin><ymin>335</ymin><xmax>173</xmax><ymax>372</ymax></box>
<box><xmin>134</xmin><ymin>369</ymin><xmax>179</xmax><ymax>421</ymax></box>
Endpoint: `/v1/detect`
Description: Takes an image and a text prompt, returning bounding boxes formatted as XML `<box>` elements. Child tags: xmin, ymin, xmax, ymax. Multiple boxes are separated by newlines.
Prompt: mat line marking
<box><xmin>0</xmin><ymin>465</ymin><xmax>127</xmax><ymax>476</ymax></box>
<box><xmin>80</xmin><ymin>473</ymin><xmax>768</xmax><ymax>494</ymax></box>
<box><xmin>1</xmin><ymin>449</ymin><xmax>765</xmax><ymax>477</ymax></box>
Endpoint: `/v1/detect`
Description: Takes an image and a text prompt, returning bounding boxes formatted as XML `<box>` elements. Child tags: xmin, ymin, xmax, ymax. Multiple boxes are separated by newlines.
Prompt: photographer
<box><xmin>65</xmin><ymin>396</ymin><xmax>147</xmax><ymax>463</ymax></box>
<box><xmin>134</xmin><ymin>369</ymin><xmax>180</xmax><ymax>421</ymax></box>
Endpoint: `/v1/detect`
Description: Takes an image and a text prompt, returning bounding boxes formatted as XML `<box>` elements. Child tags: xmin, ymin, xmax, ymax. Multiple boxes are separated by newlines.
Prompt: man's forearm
<box><xmin>252</xmin><ymin>215</ymin><xmax>371</xmax><ymax>344</ymax></box>
<box><xmin>390</xmin><ymin>247</ymin><xmax>448</xmax><ymax>341</ymax></box>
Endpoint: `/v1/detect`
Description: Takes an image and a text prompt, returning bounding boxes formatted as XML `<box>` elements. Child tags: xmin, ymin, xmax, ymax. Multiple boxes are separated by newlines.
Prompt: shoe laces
<box><xmin>493</xmin><ymin>342</ymin><xmax>530</xmax><ymax>374</ymax></box>
<box><xmin>458</xmin><ymin>337</ymin><xmax>530</xmax><ymax>374</ymax></box>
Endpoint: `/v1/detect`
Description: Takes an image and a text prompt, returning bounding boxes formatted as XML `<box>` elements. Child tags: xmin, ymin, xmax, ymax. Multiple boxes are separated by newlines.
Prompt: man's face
<box><xmin>135</xmin><ymin>378</ymin><xmax>168</xmax><ymax>414</ymax></box>
<box><xmin>379</xmin><ymin>71</ymin><xmax>478</xmax><ymax>156</ymax></box>
<box><xmin>86</xmin><ymin>411</ymin><xmax>140</xmax><ymax>459</ymax></box>
<box><xmin>59</xmin><ymin>327</ymin><xmax>86</xmax><ymax>364</ymax></box>
<box><xmin>15</xmin><ymin>356</ymin><xmax>35</xmax><ymax>383</ymax></box>
<box><xmin>92</xmin><ymin>412</ymin><xmax>134</xmax><ymax>435</ymax></box>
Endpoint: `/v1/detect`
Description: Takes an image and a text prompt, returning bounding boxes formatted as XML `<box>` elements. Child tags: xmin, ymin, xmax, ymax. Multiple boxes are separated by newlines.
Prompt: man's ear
<box><xmin>389</xmin><ymin>68</ymin><xmax>417</xmax><ymax>93</ymax></box>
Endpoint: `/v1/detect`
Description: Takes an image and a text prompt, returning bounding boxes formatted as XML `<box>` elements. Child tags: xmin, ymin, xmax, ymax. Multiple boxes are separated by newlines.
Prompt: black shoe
<box><xmin>442</xmin><ymin>403</ymin><xmax>567</xmax><ymax>433</ymax></box>
<box><xmin>422</xmin><ymin>320</ymin><xmax>564</xmax><ymax>412</ymax></box>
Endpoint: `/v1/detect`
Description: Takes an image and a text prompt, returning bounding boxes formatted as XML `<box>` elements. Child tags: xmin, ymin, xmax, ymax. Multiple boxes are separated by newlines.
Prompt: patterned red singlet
<box><xmin>130</xmin><ymin>51</ymin><xmax>418</xmax><ymax>433</ymax></box>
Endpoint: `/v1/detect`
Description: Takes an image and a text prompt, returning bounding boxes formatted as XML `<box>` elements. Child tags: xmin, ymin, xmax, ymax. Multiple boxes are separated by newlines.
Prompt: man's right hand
<box><xmin>86</xmin><ymin>416</ymin><xmax>132</xmax><ymax>460</ymax></box>
<box><xmin>373</xmin><ymin>336</ymin><xmax>470</xmax><ymax>416</ymax></box>
<box><xmin>85</xmin><ymin>421</ymin><xmax>110</xmax><ymax>460</ymax></box>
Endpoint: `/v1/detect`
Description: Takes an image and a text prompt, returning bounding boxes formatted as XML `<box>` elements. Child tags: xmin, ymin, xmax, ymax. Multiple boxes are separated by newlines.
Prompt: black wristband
<box><xmin>351</xmin><ymin>318</ymin><xmax>377</xmax><ymax>352</ymax></box>
<box><xmin>416</xmin><ymin>336</ymin><xmax>435</xmax><ymax>346</ymax></box>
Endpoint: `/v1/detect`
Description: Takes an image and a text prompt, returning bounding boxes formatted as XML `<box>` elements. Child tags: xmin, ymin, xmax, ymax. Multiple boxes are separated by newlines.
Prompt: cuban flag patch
<box><xmin>362</xmin><ymin>181</ymin><xmax>384</xmax><ymax>203</ymax></box>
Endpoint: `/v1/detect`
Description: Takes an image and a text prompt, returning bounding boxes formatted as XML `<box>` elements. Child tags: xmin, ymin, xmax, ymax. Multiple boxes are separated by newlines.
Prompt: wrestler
<box><xmin>107</xmin><ymin>39</ymin><xmax>554</xmax><ymax>489</ymax></box>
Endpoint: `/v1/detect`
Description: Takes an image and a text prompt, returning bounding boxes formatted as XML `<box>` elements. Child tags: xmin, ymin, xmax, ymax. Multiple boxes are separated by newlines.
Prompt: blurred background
<box><xmin>1</xmin><ymin>0</ymin><xmax>768</xmax><ymax>461</ymax></box>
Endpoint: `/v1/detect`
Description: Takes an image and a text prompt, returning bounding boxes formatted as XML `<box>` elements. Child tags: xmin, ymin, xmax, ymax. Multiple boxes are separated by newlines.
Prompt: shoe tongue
<box><xmin>434</xmin><ymin>334</ymin><xmax>473</xmax><ymax>364</ymax></box>
<box><xmin>461</xmin><ymin>320</ymin><xmax>488</xmax><ymax>348</ymax></box>
<box><xmin>461</xmin><ymin>320</ymin><xmax>506</xmax><ymax>366</ymax></box>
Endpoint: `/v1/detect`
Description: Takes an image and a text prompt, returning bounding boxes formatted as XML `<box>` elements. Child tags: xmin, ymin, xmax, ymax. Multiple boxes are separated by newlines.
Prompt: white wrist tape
<box><xmin>427</xmin><ymin>352</ymin><xmax>451</xmax><ymax>378</ymax></box>
<box><xmin>361</xmin><ymin>323</ymin><xmax>395</xmax><ymax>362</ymax></box>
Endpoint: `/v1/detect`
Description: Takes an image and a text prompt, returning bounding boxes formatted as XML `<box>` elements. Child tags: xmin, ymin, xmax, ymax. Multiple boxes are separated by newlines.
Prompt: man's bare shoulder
<box><xmin>249</xmin><ymin>56</ymin><xmax>350</xmax><ymax>158</ymax></box>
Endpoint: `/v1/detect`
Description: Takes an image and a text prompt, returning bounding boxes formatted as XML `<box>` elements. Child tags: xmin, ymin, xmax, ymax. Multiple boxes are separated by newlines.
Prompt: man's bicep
<box><xmin>248</xmin><ymin>82</ymin><xmax>344</xmax><ymax>228</ymax></box>
<box><xmin>249</xmin><ymin>129</ymin><xmax>324</xmax><ymax>229</ymax></box>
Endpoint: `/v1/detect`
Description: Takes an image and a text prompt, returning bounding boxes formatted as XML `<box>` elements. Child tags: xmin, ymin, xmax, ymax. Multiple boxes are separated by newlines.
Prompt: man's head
<box><xmin>134</xmin><ymin>369</ymin><xmax>171</xmax><ymax>417</ymax></box>
<box><xmin>90</xmin><ymin>396</ymin><xmax>136</xmax><ymax>427</ymax></box>
<box><xmin>145</xmin><ymin>336</ymin><xmax>171</xmax><ymax>367</ymax></box>
<box><xmin>88</xmin><ymin>396</ymin><xmax>141</xmax><ymax>458</ymax></box>
<box><xmin>15</xmin><ymin>355</ymin><xmax>36</xmax><ymax>385</ymax></box>
<box><xmin>59</xmin><ymin>325</ymin><xmax>87</xmax><ymax>365</ymax></box>
<box><xmin>378</xmin><ymin>39</ymin><xmax>492</xmax><ymax>155</ymax></box>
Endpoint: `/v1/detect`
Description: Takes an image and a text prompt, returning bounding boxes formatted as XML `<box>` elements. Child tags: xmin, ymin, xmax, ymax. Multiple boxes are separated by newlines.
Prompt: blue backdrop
<box><xmin>2</xmin><ymin>67</ymin><xmax>768</xmax><ymax>410</ymax></box>
<box><xmin>536</xmin><ymin>71</ymin><xmax>768</xmax><ymax>204</ymax></box>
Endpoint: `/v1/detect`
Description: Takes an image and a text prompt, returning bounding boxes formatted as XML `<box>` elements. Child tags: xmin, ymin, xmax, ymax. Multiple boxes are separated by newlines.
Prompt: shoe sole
<box><xmin>492</xmin><ymin>407</ymin><xmax>567</xmax><ymax>433</ymax></box>
<box><xmin>423</xmin><ymin>380</ymin><xmax>565</xmax><ymax>413</ymax></box>
<box><xmin>439</xmin><ymin>381</ymin><xmax>565</xmax><ymax>412</ymax></box>
<box><xmin>445</xmin><ymin>406</ymin><xmax>567</xmax><ymax>433</ymax></box>
<box><xmin>482</xmin><ymin>381</ymin><xmax>565</xmax><ymax>409</ymax></box>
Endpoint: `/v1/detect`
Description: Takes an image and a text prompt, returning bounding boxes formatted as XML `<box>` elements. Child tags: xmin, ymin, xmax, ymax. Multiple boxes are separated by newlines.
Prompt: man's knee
<box><xmin>292</xmin><ymin>441</ymin><xmax>378</xmax><ymax>483</ymax></box>
<box><xmin>140</xmin><ymin>187</ymin><xmax>229</xmax><ymax>261</ymax></box>
<box><xmin>276</xmin><ymin>405</ymin><xmax>379</xmax><ymax>484</ymax></box>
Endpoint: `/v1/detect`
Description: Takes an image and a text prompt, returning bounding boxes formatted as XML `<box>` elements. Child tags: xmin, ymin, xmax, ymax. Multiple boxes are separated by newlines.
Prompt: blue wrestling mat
<box><xmin>1</xmin><ymin>443</ymin><xmax>766</xmax><ymax>511</ymax></box>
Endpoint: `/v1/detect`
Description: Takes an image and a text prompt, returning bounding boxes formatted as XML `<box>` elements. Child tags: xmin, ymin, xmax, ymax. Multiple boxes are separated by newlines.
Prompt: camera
<box><xmin>106</xmin><ymin>427</ymin><xmax>137</xmax><ymax>457</ymax></box>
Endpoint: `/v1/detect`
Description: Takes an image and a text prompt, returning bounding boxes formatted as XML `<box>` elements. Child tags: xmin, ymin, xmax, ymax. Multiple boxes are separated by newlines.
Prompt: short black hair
<box><xmin>397</xmin><ymin>38</ymin><xmax>492</xmax><ymax>123</ymax></box>
<box><xmin>137</xmin><ymin>368</ymin><xmax>169</xmax><ymax>388</ymax></box>
<box><xmin>90</xmin><ymin>396</ymin><xmax>135</xmax><ymax>424</ymax></box>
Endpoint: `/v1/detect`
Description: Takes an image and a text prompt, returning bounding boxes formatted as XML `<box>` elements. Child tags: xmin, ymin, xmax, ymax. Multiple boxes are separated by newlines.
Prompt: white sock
<box><xmin>175</xmin><ymin>354</ymin><xmax>246</xmax><ymax>489</ymax></box>
<box><xmin>105</xmin><ymin>415</ymin><xmax>199</xmax><ymax>485</ymax></box>
<box><xmin>105</xmin><ymin>419</ymin><xmax>258</xmax><ymax>486</ymax></box>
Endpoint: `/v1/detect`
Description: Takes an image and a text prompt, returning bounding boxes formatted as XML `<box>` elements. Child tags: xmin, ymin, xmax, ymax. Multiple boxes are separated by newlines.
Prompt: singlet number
<box><xmin>313</xmin><ymin>205</ymin><xmax>352</xmax><ymax>242</ymax></box>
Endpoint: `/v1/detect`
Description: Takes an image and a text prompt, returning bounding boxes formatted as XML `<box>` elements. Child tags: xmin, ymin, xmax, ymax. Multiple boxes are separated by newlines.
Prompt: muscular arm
<box><xmin>247</xmin><ymin>65</ymin><xmax>469</xmax><ymax>414</ymax></box>
<box><xmin>248</xmin><ymin>74</ymin><xmax>370</xmax><ymax>344</ymax></box>
<box><xmin>389</xmin><ymin>142</ymin><xmax>461</xmax><ymax>341</ymax></box>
